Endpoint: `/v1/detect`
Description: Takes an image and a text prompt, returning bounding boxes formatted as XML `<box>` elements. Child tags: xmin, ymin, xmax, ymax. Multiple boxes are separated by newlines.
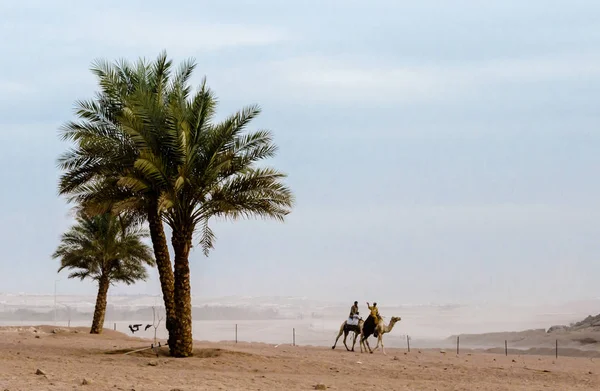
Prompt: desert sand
<box><xmin>1</xmin><ymin>325</ymin><xmax>598</xmax><ymax>391</ymax></box>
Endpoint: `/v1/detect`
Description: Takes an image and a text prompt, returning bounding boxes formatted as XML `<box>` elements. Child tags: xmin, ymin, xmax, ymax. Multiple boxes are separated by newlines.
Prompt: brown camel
<box><xmin>331</xmin><ymin>318</ymin><xmax>364</xmax><ymax>352</ymax></box>
<box><xmin>360</xmin><ymin>316</ymin><xmax>401</xmax><ymax>354</ymax></box>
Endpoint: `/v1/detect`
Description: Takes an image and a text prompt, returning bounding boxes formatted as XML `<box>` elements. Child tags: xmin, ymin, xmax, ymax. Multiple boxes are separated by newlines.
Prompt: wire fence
<box><xmin>3</xmin><ymin>313</ymin><xmax>599</xmax><ymax>358</ymax></box>
<box><xmin>106</xmin><ymin>321</ymin><xmax>600</xmax><ymax>358</ymax></box>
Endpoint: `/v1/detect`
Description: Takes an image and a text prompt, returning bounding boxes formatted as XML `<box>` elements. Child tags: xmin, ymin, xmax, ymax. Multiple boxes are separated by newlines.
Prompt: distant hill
<box><xmin>546</xmin><ymin>313</ymin><xmax>600</xmax><ymax>333</ymax></box>
<box><xmin>0</xmin><ymin>304</ymin><xmax>281</xmax><ymax>322</ymax></box>
<box><xmin>446</xmin><ymin>313</ymin><xmax>600</xmax><ymax>356</ymax></box>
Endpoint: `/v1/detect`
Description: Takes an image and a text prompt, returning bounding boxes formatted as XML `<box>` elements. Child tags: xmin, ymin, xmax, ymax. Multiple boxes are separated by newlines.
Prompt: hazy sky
<box><xmin>1</xmin><ymin>0</ymin><xmax>599</xmax><ymax>305</ymax></box>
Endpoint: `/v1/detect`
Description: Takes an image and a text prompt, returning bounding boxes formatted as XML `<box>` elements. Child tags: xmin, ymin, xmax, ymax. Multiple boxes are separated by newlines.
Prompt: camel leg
<box><xmin>360</xmin><ymin>329</ymin><xmax>372</xmax><ymax>353</ymax></box>
<box><xmin>372</xmin><ymin>333</ymin><xmax>380</xmax><ymax>352</ymax></box>
<box><xmin>372</xmin><ymin>334</ymin><xmax>382</xmax><ymax>353</ymax></box>
<box><xmin>359</xmin><ymin>334</ymin><xmax>365</xmax><ymax>353</ymax></box>
<box><xmin>364</xmin><ymin>336</ymin><xmax>373</xmax><ymax>354</ymax></box>
<box><xmin>351</xmin><ymin>332</ymin><xmax>357</xmax><ymax>352</ymax></box>
<box><xmin>343</xmin><ymin>330</ymin><xmax>350</xmax><ymax>351</ymax></box>
<box><xmin>331</xmin><ymin>326</ymin><xmax>344</xmax><ymax>350</ymax></box>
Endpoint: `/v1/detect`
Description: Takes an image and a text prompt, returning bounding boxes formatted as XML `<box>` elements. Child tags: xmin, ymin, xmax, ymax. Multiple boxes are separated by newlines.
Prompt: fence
<box><xmin>109</xmin><ymin>321</ymin><xmax>594</xmax><ymax>359</ymax></box>
<box><xmin>2</xmin><ymin>315</ymin><xmax>598</xmax><ymax>359</ymax></box>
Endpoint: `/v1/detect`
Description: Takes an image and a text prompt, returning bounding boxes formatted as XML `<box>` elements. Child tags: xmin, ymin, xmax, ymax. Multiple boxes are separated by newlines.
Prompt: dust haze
<box><xmin>2</xmin><ymin>293</ymin><xmax>599</xmax><ymax>350</ymax></box>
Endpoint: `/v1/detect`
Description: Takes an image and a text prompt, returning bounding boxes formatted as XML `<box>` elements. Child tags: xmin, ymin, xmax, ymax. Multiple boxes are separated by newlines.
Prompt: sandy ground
<box><xmin>1</xmin><ymin>326</ymin><xmax>598</xmax><ymax>391</ymax></box>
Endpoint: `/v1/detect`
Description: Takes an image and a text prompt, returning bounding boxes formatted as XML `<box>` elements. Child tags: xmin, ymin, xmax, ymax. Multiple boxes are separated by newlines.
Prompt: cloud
<box><xmin>0</xmin><ymin>81</ymin><xmax>35</xmax><ymax>97</ymax></box>
<box><xmin>0</xmin><ymin>5</ymin><xmax>290</xmax><ymax>108</ymax></box>
<box><xmin>474</xmin><ymin>54</ymin><xmax>600</xmax><ymax>82</ymax></box>
<box><xmin>263</xmin><ymin>53</ymin><xmax>600</xmax><ymax>104</ymax></box>
<box><xmin>85</xmin><ymin>19</ymin><xmax>288</xmax><ymax>52</ymax></box>
<box><xmin>293</xmin><ymin>203</ymin><xmax>600</xmax><ymax>233</ymax></box>
<box><xmin>0</xmin><ymin>122</ymin><xmax>62</xmax><ymax>142</ymax></box>
<box><xmin>1</xmin><ymin>7</ymin><xmax>288</xmax><ymax>54</ymax></box>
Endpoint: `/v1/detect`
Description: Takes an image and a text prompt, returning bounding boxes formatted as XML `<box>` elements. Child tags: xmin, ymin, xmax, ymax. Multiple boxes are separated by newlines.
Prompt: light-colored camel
<box><xmin>360</xmin><ymin>316</ymin><xmax>401</xmax><ymax>355</ymax></box>
<box><xmin>331</xmin><ymin>318</ymin><xmax>364</xmax><ymax>352</ymax></box>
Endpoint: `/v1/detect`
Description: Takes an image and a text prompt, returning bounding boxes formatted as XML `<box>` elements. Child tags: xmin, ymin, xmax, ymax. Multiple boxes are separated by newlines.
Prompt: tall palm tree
<box><xmin>58</xmin><ymin>51</ymin><xmax>294</xmax><ymax>356</ymax></box>
<box><xmin>56</xmin><ymin>52</ymin><xmax>188</xmax><ymax>348</ymax></box>
<box><xmin>118</xmin><ymin>76</ymin><xmax>295</xmax><ymax>356</ymax></box>
<box><xmin>52</xmin><ymin>211</ymin><xmax>155</xmax><ymax>334</ymax></box>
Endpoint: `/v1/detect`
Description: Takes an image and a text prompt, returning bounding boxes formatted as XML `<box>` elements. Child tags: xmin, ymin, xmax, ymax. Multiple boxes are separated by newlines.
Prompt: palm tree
<box><xmin>118</xmin><ymin>74</ymin><xmax>295</xmax><ymax>356</ymax></box>
<box><xmin>52</xmin><ymin>211</ymin><xmax>155</xmax><ymax>334</ymax></box>
<box><xmin>57</xmin><ymin>52</ymin><xmax>294</xmax><ymax>356</ymax></box>
<box><xmin>56</xmin><ymin>53</ymin><xmax>185</xmax><ymax>347</ymax></box>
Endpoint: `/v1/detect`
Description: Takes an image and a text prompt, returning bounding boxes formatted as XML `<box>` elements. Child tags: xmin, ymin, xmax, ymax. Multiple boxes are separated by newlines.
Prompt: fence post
<box><xmin>293</xmin><ymin>328</ymin><xmax>296</xmax><ymax>346</ymax></box>
<box><xmin>456</xmin><ymin>336</ymin><xmax>459</xmax><ymax>355</ymax></box>
<box><xmin>407</xmin><ymin>335</ymin><xmax>410</xmax><ymax>352</ymax></box>
<box><xmin>505</xmin><ymin>340</ymin><xmax>507</xmax><ymax>356</ymax></box>
<box><xmin>114</xmin><ymin>323</ymin><xmax>116</xmax><ymax>331</ymax></box>
<box><xmin>235</xmin><ymin>324</ymin><xmax>238</xmax><ymax>343</ymax></box>
<box><xmin>555</xmin><ymin>339</ymin><xmax>558</xmax><ymax>358</ymax></box>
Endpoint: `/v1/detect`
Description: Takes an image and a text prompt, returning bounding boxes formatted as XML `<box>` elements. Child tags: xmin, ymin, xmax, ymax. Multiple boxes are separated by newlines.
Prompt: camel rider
<box><xmin>347</xmin><ymin>301</ymin><xmax>359</xmax><ymax>325</ymax></box>
<box><xmin>367</xmin><ymin>302</ymin><xmax>380</xmax><ymax>323</ymax></box>
<box><xmin>349</xmin><ymin>301</ymin><xmax>359</xmax><ymax>318</ymax></box>
<box><xmin>367</xmin><ymin>302</ymin><xmax>382</xmax><ymax>336</ymax></box>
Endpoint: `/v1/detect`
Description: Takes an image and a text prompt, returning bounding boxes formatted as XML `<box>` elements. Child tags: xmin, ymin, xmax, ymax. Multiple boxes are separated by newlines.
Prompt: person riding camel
<box><xmin>347</xmin><ymin>301</ymin><xmax>360</xmax><ymax>326</ymax></box>
<box><xmin>367</xmin><ymin>302</ymin><xmax>382</xmax><ymax>337</ymax></box>
<box><xmin>349</xmin><ymin>301</ymin><xmax>359</xmax><ymax>318</ymax></box>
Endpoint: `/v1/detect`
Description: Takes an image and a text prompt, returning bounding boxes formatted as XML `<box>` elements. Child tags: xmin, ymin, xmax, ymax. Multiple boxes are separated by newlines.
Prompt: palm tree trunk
<box><xmin>147</xmin><ymin>201</ymin><xmax>177</xmax><ymax>353</ymax></box>
<box><xmin>171</xmin><ymin>227</ymin><xmax>194</xmax><ymax>357</ymax></box>
<box><xmin>90</xmin><ymin>274</ymin><xmax>110</xmax><ymax>334</ymax></box>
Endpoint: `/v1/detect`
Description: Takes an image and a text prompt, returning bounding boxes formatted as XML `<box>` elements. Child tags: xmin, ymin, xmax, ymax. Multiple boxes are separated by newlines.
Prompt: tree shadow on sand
<box><xmin>104</xmin><ymin>346</ymin><xmax>253</xmax><ymax>358</ymax></box>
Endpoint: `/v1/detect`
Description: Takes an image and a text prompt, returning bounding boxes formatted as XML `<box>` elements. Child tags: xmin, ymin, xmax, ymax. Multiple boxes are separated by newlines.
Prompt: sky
<box><xmin>1</xmin><ymin>0</ymin><xmax>599</xmax><ymax>306</ymax></box>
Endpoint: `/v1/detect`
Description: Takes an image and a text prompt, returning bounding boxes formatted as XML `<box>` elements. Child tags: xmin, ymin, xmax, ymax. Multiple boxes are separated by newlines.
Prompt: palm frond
<box><xmin>53</xmin><ymin>211</ymin><xmax>154</xmax><ymax>286</ymax></box>
<box><xmin>58</xmin><ymin>51</ymin><xmax>294</xmax><ymax>274</ymax></box>
<box><xmin>68</xmin><ymin>270</ymin><xmax>93</xmax><ymax>281</ymax></box>
<box><xmin>200</xmin><ymin>167</ymin><xmax>294</xmax><ymax>223</ymax></box>
<box><xmin>198</xmin><ymin>217</ymin><xmax>216</xmax><ymax>256</ymax></box>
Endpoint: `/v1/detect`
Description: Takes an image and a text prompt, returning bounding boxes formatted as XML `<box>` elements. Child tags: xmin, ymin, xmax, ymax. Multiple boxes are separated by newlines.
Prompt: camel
<box><xmin>359</xmin><ymin>316</ymin><xmax>401</xmax><ymax>355</ymax></box>
<box><xmin>331</xmin><ymin>317</ymin><xmax>364</xmax><ymax>352</ymax></box>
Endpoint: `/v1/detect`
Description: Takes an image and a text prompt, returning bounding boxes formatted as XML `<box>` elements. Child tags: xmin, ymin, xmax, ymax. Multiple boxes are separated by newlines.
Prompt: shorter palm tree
<box><xmin>52</xmin><ymin>211</ymin><xmax>155</xmax><ymax>334</ymax></box>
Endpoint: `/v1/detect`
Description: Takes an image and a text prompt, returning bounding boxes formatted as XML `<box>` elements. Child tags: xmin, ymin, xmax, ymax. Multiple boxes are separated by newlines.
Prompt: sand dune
<box><xmin>1</xmin><ymin>325</ymin><xmax>599</xmax><ymax>390</ymax></box>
